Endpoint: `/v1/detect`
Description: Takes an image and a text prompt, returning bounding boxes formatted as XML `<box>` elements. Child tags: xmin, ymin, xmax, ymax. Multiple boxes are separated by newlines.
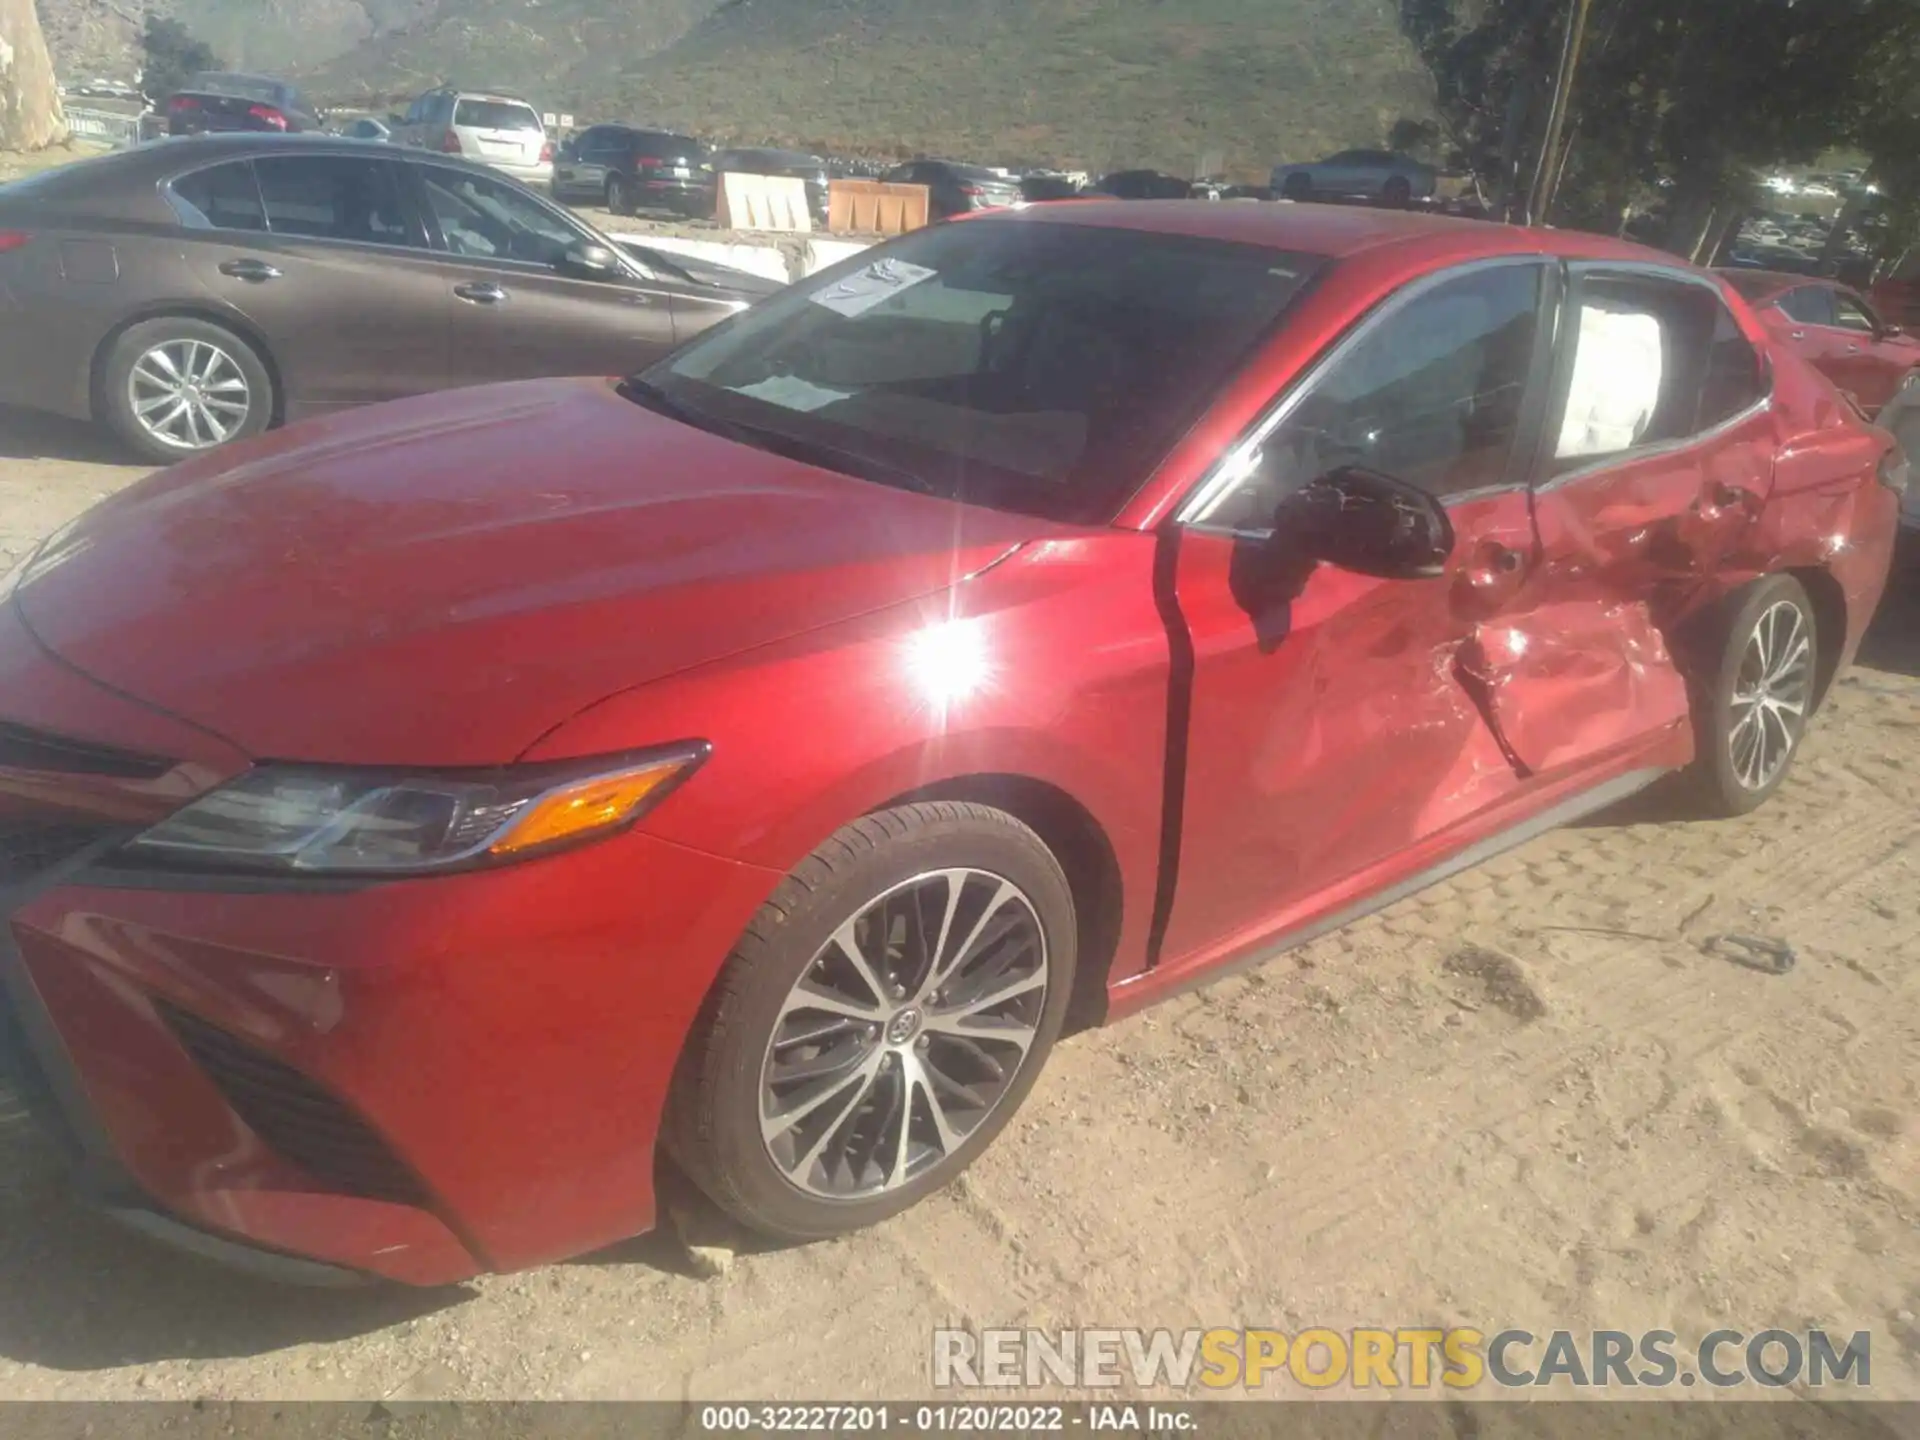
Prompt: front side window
<box><xmin>1190</xmin><ymin>262</ymin><xmax>1545</xmax><ymax>532</ymax></box>
<box><xmin>418</xmin><ymin>164</ymin><xmax>591</xmax><ymax>267</ymax></box>
<box><xmin>1834</xmin><ymin>291</ymin><xmax>1880</xmax><ymax>333</ymax></box>
<box><xmin>253</xmin><ymin>156</ymin><xmax>417</xmax><ymax>247</ymax></box>
<box><xmin>169</xmin><ymin>161</ymin><xmax>267</xmax><ymax>232</ymax></box>
<box><xmin>1780</xmin><ymin>286</ymin><xmax>1836</xmax><ymax>327</ymax></box>
<box><xmin>641</xmin><ymin>220</ymin><xmax>1324</xmax><ymax>523</ymax></box>
<box><xmin>1553</xmin><ymin>272</ymin><xmax>1766</xmax><ymax>473</ymax></box>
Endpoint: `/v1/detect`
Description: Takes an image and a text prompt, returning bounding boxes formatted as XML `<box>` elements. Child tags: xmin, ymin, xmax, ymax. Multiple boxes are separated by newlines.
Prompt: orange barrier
<box><xmin>716</xmin><ymin>173</ymin><xmax>814</xmax><ymax>234</ymax></box>
<box><xmin>828</xmin><ymin>180</ymin><xmax>931</xmax><ymax>236</ymax></box>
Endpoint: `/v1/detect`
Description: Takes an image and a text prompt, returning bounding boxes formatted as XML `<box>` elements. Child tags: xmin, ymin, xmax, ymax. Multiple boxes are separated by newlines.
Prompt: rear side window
<box><xmin>1554</xmin><ymin>272</ymin><xmax>1766</xmax><ymax>472</ymax></box>
<box><xmin>169</xmin><ymin>162</ymin><xmax>267</xmax><ymax>232</ymax></box>
<box><xmin>253</xmin><ymin>156</ymin><xmax>417</xmax><ymax>247</ymax></box>
<box><xmin>454</xmin><ymin>100</ymin><xmax>543</xmax><ymax>132</ymax></box>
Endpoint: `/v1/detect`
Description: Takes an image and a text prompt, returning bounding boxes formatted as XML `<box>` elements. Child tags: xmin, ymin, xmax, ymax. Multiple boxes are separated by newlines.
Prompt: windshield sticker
<box><xmin>808</xmin><ymin>260</ymin><xmax>938</xmax><ymax>318</ymax></box>
<box><xmin>731</xmin><ymin>376</ymin><xmax>856</xmax><ymax>412</ymax></box>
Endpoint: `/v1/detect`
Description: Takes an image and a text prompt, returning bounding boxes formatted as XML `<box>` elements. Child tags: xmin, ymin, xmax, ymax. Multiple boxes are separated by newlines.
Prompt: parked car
<box><xmin>1094</xmin><ymin>169</ymin><xmax>1215</xmax><ymax>201</ymax></box>
<box><xmin>550</xmin><ymin>125</ymin><xmax>716</xmax><ymax>217</ymax></box>
<box><xmin>1272</xmin><ymin>149</ymin><xmax>1438</xmax><ymax>206</ymax></box>
<box><xmin>1019</xmin><ymin>173</ymin><xmax>1083</xmax><ymax>203</ymax></box>
<box><xmin>164</xmin><ymin>72</ymin><xmax>320</xmax><ymax>137</ymax></box>
<box><xmin>0</xmin><ymin>136</ymin><xmax>763</xmax><ymax>463</ymax></box>
<box><xmin>336</xmin><ymin>117</ymin><xmax>392</xmax><ymax>143</ymax></box>
<box><xmin>394</xmin><ymin>88</ymin><xmax>553</xmax><ymax>187</ymax></box>
<box><xmin>880</xmin><ymin>160</ymin><xmax>1023</xmax><ymax>219</ymax></box>
<box><xmin>711</xmin><ymin>148</ymin><xmax>830</xmax><ymax>224</ymax></box>
<box><xmin>0</xmin><ymin>201</ymin><xmax>1899</xmax><ymax>1283</ymax></box>
<box><xmin>1719</xmin><ymin>270</ymin><xmax>1920</xmax><ymax>416</ymax></box>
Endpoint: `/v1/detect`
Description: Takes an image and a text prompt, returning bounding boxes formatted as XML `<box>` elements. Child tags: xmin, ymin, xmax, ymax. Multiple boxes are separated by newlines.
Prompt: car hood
<box><xmin>15</xmin><ymin>378</ymin><xmax>1046</xmax><ymax>766</ymax></box>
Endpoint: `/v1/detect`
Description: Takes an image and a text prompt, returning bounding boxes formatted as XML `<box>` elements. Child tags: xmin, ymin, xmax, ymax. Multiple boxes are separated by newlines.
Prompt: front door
<box><xmin>1157</xmin><ymin>259</ymin><xmax>1558</xmax><ymax>968</ymax></box>
<box><xmin>171</xmin><ymin>152</ymin><xmax>451</xmax><ymax>413</ymax></box>
<box><xmin>409</xmin><ymin>161</ymin><xmax>681</xmax><ymax>387</ymax></box>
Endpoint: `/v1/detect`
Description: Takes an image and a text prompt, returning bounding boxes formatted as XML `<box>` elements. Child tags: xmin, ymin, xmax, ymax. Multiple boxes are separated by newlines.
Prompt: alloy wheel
<box><xmin>1729</xmin><ymin>598</ymin><xmax>1814</xmax><ymax>792</ymax></box>
<box><xmin>759</xmin><ymin>868</ymin><xmax>1049</xmax><ymax>1200</ymax></box>
<box><xmin>127</xmin><ymin>339</ymin><xmax>253</xmax><ymax>450</ymax></box>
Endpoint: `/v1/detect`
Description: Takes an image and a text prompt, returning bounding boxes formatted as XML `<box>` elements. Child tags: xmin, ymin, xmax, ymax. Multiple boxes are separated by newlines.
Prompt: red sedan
<box><xmin>0</xmin><ymin>205</ymin><xmax>1902</xmax><ymax>1284</ymax></box>
<box><xmin>1719</xmin><ymin>269</ymin><xmax>1920</xmax><ymax>416</ymax></box>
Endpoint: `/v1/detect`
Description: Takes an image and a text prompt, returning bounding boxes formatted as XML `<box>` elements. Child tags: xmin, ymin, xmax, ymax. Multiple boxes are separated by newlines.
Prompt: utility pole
<box><xmin>1524</xmin><ymin>0</ymin><xmax>1594</xmax><ymax>226</ymax></box>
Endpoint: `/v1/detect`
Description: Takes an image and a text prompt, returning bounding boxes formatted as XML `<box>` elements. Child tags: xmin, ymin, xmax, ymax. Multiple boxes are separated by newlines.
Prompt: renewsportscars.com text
<box><xmin>932</xmin><ymin>1327</ymin><xmax>1873</xmax><ymax>1391</ymax></box>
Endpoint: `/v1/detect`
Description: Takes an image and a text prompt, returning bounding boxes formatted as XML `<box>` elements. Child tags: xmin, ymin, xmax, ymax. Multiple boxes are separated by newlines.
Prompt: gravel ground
<box><xmin>2</xmin><ymin>405</ymin><xmax>1920</xmax><ymax>1409</ymax></box>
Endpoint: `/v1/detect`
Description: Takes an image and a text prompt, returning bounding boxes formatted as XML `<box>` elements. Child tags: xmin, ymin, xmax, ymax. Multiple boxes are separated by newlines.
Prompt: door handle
<box><xmin>454</xmin><ymin>282</ymin><xmax>510</xmax><ymax>305</ymax></box>
<box><xmin>218</xmin><ymin>258</ymin><xmax>282</xmax><ymax>282</ymax></box>
<box><xmin>1845</xmin><ymin>343</ymin><xmax>1863</xmax><ymax>354</ymax></box>
<box><xmin>1789</xmin><ymin>330</ymin><xmax>1807</xmax><ymax>341</ymax></box>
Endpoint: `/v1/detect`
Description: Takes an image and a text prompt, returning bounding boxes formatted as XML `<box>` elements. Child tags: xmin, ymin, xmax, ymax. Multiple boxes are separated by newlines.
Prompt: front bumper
<box><xmin>0</xmin><ymin>602</ymin><xmax>780</xmax><ymax>1284</ymax></box>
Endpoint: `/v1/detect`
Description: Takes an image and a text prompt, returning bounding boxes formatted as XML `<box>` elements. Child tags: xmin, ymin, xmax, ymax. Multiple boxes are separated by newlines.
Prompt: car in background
<box><xmin>713</xmin><ymin>148</ymin><xmax>830</xmax><ymax>225</ymax></box>
<box><xmin>880</xmin><ymin>160</ymin><xmax>1023</xmax><ymax>219</ymax></box>
<box><xmin>1094</xmin><ymin>170</ymin><xmax>1219</xmax><ymax>201</ymax></box>
<box><xmin>1719</xmin><ymin>270</ymin><xmax>1920</xmax><ymax>417</ymax></box>
<box><xmin>164</xmin><ymin>72</ymin><xmax>321</xmax><ymax>137</ymax></box>
<box><xmin>0</xmin><ymin>202</ymin><xmax>1898</xmax><ymax>1286</ymax></box>
<box><xmin>0</xmin><ymin>136</ymin><xmax>761</xmax><ymax>463</ymax></box>
<box><xmin>1019</xmin><ymin>173</ymin><xmax>1083</xmax><ymax>203</ymax></box>
<box><xmin>336</xmin><ymin>117</ymin><xmax>392</xmax><ymax>143</ymax></box>
<box><xmin>1272</xmin><ymin>149</ymin><xmax>1437</xmax><ymax>206</ymax></box>
<box><xmin>551</xmin><ymin>126</ymin><xmax>716</xmax><ymax>217</ymax></box>
<box><xmin>395</xmin><ymin>88</ymin><xmax>553</xmax><ymax>187</ymax></box>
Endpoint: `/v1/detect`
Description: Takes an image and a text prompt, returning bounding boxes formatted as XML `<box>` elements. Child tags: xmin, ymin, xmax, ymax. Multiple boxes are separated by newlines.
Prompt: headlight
<box><xmin>122</xmin><ymin>743</ymin><xmax>709</xmax><ymax>876</ymax></box>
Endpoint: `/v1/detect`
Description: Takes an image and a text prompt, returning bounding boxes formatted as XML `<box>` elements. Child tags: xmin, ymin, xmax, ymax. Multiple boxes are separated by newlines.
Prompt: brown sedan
<box><xmin>0</xmin><ymin>135</ymin><xmax>773</xmax><ymax>462</ymax></box>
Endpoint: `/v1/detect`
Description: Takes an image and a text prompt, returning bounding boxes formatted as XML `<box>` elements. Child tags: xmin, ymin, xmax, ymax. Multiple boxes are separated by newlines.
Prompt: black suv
<box><xmin>553</xmin><ymin>126</ymin><xmax>716</xmax><ymax>217</ymax></box>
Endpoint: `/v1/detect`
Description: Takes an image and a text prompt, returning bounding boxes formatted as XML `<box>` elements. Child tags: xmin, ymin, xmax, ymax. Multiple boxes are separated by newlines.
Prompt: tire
<box><xmin>667</xmin><ymin>802</ymin><xmax>1077</xmax><ymax>1241</ymax></box>
<box><xmin>1282</xmin><ymin>172</ymin><xmax>1313</xmax><ymax>202</ymax></box>
<box><xmin>1383</xmin><ymin>175</ymin><xmax>1413</xmax><ymax>208</ymax></box>
<box><xmin>99</xmin><ymin>317</ymin><xmax>274</xmax><ymax>465</ymax></box>
<box><xmin>1687</xmin><ymin>574</ymin><xmax>1820</xmax><ymax>817</ymax></box>
<box><xmin>606</xmin><ymin>174</ymin><xmax>633</xmax><ymax>217</ymax></box>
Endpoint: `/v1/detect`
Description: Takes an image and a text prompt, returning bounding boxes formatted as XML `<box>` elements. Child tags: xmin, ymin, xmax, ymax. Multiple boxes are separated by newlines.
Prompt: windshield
<box><xmin>638</xmin><ymin>219</ymin><xmax>1324</xmax><ymax>523</ymax></box>
<box><xmin>188</xmin><ymin>73</ymin><xmax>283</xmax><ymax>103</ymax></box>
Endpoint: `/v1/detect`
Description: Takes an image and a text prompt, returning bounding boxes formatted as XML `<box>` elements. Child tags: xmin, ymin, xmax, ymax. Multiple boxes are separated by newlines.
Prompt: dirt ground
<box><xmin>2</xmin><ymin>400</ymin><xmax>1919</xmax><ymax>1409</ymax></box>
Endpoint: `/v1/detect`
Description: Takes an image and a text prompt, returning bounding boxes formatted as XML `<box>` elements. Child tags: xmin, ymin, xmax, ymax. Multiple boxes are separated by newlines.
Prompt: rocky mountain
<box><xmin>40</xmin><ymin>0</ymin><xmax>1433</xmax><ymax>176</ymax></box>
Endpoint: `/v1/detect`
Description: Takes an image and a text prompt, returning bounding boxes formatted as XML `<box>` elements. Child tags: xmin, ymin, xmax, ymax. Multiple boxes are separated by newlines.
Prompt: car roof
<box><xmin>972</xmin><ymin>199</ymin><xmax>1682</xmax><ymax>267</ymax></box>
<box><xmin>3</xmin><ymin>133</ymin><xmax>531</xmax><ymax>199</ymax></box>
<box><xmin>1717</xmin><ymin>268</ymin><xmax>1836</xmax><ymax>300</ymax></box>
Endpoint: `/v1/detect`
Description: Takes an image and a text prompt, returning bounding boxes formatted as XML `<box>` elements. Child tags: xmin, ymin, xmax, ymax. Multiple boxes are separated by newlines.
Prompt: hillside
<box><xmin>41</xmin><ymin>0</ymin><xmax>1433</xmax><ymax>176</ymax></box>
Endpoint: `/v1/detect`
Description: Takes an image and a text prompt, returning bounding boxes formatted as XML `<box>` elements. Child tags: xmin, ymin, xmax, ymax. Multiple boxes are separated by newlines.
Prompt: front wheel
<box><xmin>1688</xmin><ymin>574</ymin><xmax>1820</xmax><ymax>816</ymax></box>
<box><xmin>667</xmin><ymin>802</ymin><xmax>1077</xmax><ymax>1241</ymax></box>
<box><xmin>1282</xmin><ymin>172</ymin><xmax>1313</xmax><ymax>202</ymax></box>
<box><xmin>605</xmin><ymin>174</ymin><xmax>634</xmax><ymax>216</ymax></box>
<box><xmin>1382</xmin><ymin>175</ymin><xmax>1413</xmax><ymax>208</ymax></box>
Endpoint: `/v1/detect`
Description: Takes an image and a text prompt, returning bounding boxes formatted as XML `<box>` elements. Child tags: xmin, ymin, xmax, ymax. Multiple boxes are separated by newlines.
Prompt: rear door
<box><xmin>168</xmin><ymin>153</ymin><xmax>452</xmax><ymax>413</ymax></box>
<box><xmin>1160</xmin><ymin>258</ymin><xmax>1560</xmax><ymax>964</ymax></box>
<box><xmin>452</xmin><ymin>96</ymin><xmax>546</xmax><ymax>171</ymax></box>
<box><xmin>410</xmin><ymin>161</ymin><xmax>679</xmax><ymax>386</ymax></box>
<box><xmin>1514</xmin><ymin>264</ymin><xmax>1776</xmax><ymax>776</ymax></box>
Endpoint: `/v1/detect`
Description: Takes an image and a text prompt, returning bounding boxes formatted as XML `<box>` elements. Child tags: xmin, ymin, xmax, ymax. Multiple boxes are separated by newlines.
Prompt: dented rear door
<box><xmin>1479</xmin><ymin>263</ymin><xmax>1777</xmax><ymax>779</ymax></box>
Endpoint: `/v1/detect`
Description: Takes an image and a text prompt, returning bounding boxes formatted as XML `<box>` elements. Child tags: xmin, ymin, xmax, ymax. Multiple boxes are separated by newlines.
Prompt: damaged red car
<box><xmin>0</xmin><ymin>204</ymin><xmax>1902</xmax><ymax>1285</ymax></box>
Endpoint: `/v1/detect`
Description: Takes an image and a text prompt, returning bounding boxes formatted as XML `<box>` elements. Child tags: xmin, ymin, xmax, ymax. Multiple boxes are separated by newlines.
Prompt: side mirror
<box><xmin>1272</xmin><ymin>466</ymin><xmax>1455</xmax><ymax>580</ymax></box>
<box><xmin>562</xmin><ymin>243</ymin><xmax>621</xmax><ymax>279</ymax></box>
<box><xmin>1882</xmin><ymin>323</ymin><xmax>1905</xmax><ymax>339</ymax></box>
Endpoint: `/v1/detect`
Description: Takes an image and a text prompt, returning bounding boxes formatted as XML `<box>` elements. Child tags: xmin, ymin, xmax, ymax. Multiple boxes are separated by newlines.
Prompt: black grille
<box><xmin>0</xmin><ymin>821</ymin><xmax>109</xmax><ymax>887</ymax></box>
<box><xmin>158</xmin><ymin>1002</ymin><xmax>430</xmax><ymax>1208</ymax></box>
<box><xmin>0</xmin><ymin>721</ymin><xmax>173</xmax><ymax>780</ymax></box>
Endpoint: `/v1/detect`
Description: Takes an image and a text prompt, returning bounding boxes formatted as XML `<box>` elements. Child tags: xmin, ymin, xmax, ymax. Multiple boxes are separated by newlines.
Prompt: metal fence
<box><xmin>64</xmin><ymin>106</ymin><xmax>146</xmax><ymax>147</ymax></box>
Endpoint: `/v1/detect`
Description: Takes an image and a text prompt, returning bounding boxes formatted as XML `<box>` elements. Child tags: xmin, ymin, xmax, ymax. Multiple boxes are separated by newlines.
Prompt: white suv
<box><xmin>397</xmin><ymin>88</ymin><xmax>553</xmax><ymax>186</ymax></box>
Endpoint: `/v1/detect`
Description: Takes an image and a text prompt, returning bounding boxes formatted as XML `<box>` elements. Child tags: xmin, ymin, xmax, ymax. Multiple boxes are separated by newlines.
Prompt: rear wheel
<box><xmin>1282</xmin><ymin>172</ymin><xmax>1313</xmax><ymax>202</ymax></box>
<box><xmin>1383</xmin><ymin>175</ymin><xmax>1413</xmax><ymax>208</ymax></box>
<box><xmin>606</xmin><ymin>173</ymin><xmax>634</xmax><ymax>216</ymax></box>
<box><xmin>1688</xmin><ymin>574</ymin><xmax>1820</xmax><ymax>816</ymax></box>
<box><xmin>667</xmin><ymin>802</ymin><xmax>1076</xmax><ymax>1241</ymax></box>
<box><xmin>99</xmin><ymin>317</ymin><xmax>273</xmax><ymax>464</ymax></box>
